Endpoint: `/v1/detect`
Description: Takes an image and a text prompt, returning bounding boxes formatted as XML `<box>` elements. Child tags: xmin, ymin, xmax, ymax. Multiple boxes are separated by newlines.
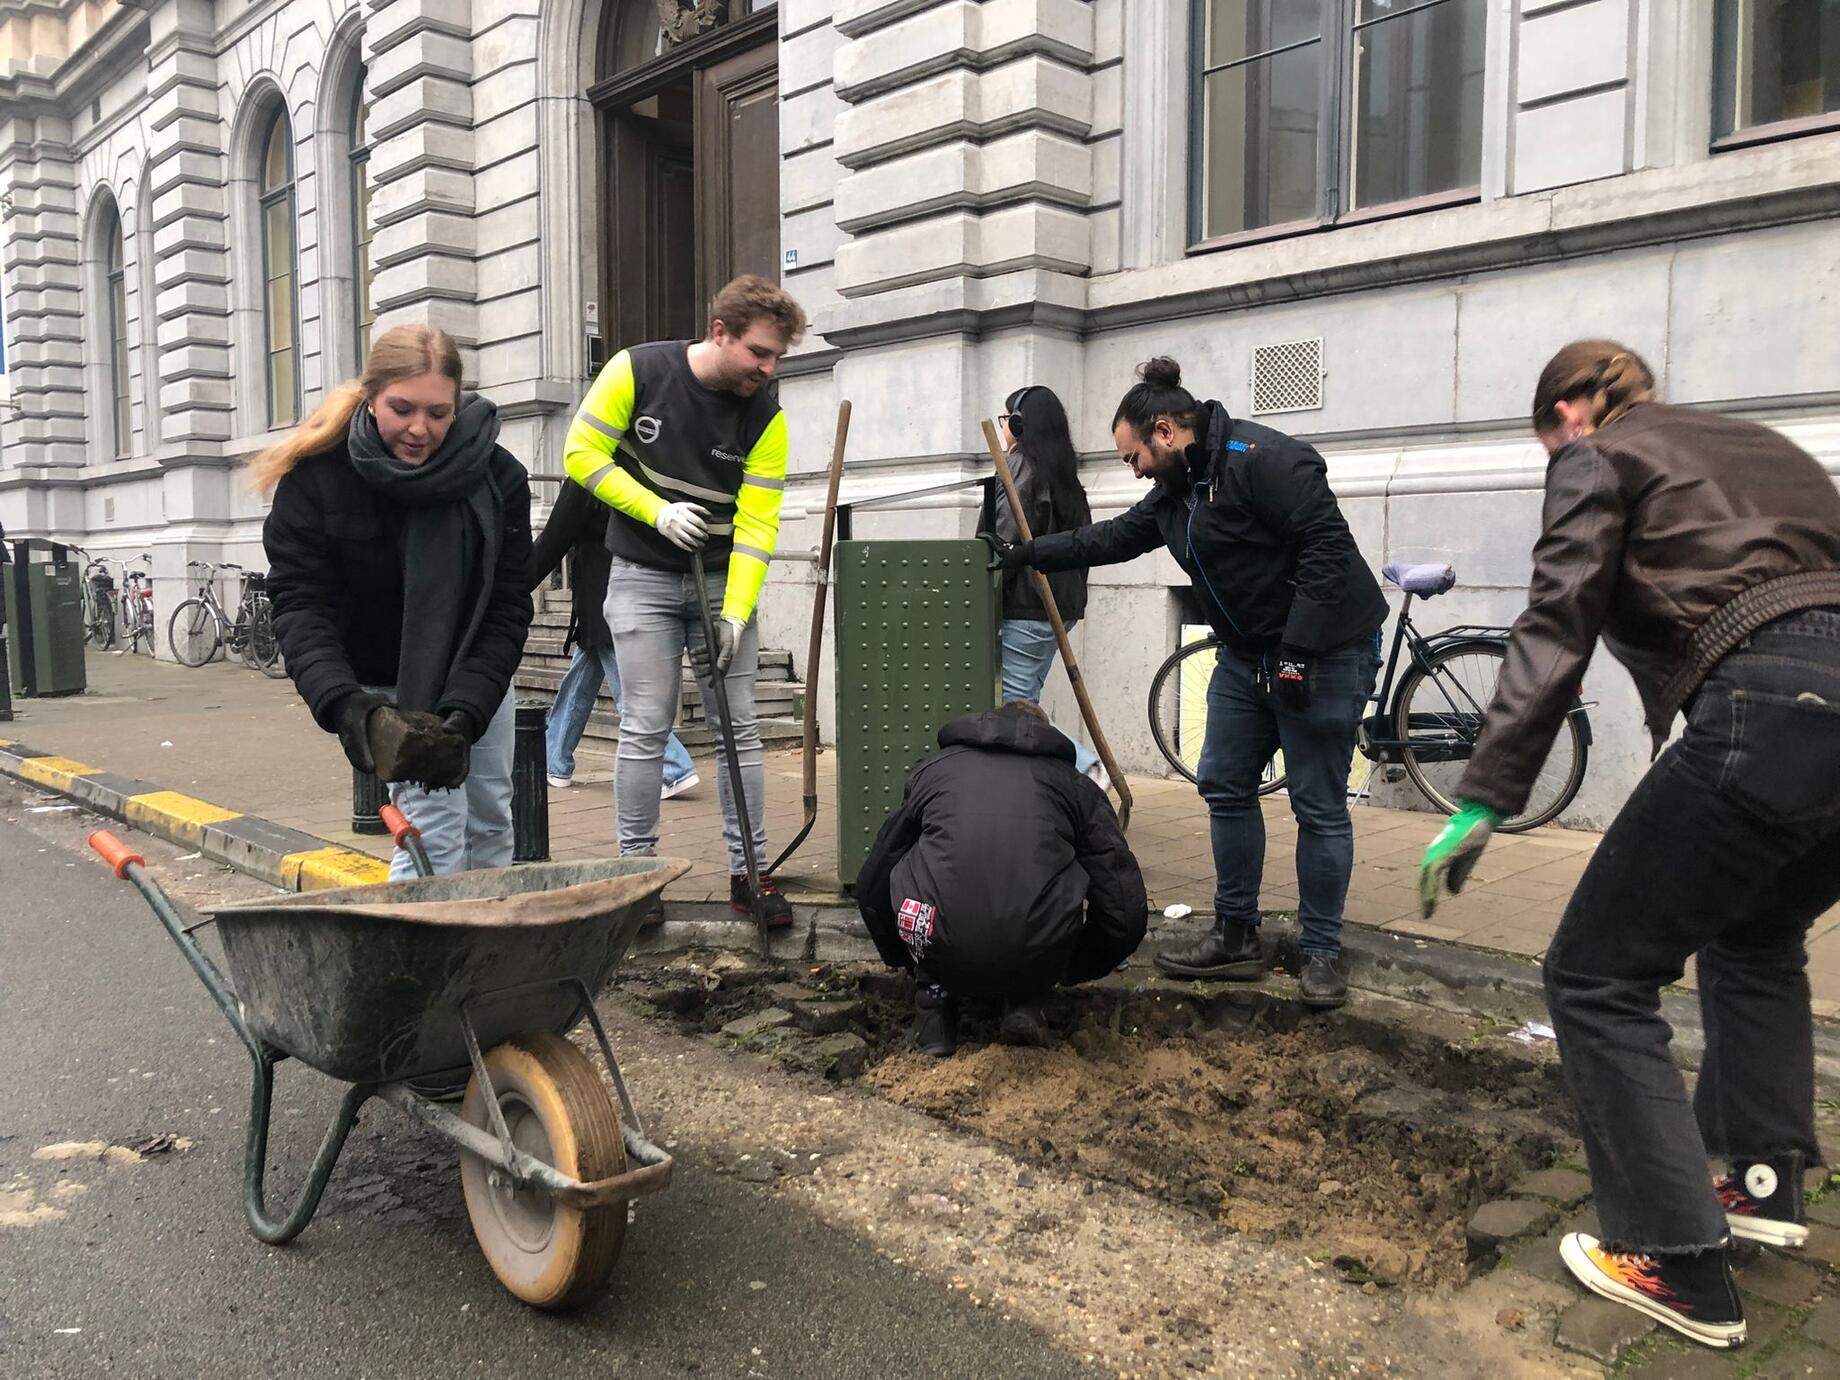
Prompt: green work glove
<box><xmin>1418</xmin><ymin>802</ymin><xmax>1503</xmax><ymax>917</ymax></box>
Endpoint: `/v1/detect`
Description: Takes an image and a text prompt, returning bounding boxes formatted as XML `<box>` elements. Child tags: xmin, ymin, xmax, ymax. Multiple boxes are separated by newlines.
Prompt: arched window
<box><xmin>349</xmin><ymin>73</ymin><xmax>376</xmax><ymax>361</ymax></box>
<box><xmin>259</xmin><ymin>109</ymin><xmax>299</xmax><ymax>426</ymax></box>
<box><xmin>104</xmin><ymin>212</ymin><xmax>129</xmax><ymax>455</ymax></box>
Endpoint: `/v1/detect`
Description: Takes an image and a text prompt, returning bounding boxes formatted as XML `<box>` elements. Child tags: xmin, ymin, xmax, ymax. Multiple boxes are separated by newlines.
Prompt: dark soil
<box><xmin>612</xmin><ymin>953</ymin><xmax>1577</xmax><ymax>1287</ymax></box>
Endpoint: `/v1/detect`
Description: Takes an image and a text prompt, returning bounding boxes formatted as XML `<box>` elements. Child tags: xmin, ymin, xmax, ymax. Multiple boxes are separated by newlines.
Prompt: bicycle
<box><xmin>1147</xmin><ymin>561</ymin><xmax>1594</xmax><ymax>832</ymax></box>
<box><xmin>69</xmin><ymin>547</ymin><xmax>119</xmax><ymax>648</ymax></box>
<box><xmin>119</xmin><ymin>554</ymin><xmax>155</xmax><ymax>655</ymax></box>
<box><xmin>168</xmin><ymin>562</ymin><xmax>286</xmax><ymax>676</ymax></box>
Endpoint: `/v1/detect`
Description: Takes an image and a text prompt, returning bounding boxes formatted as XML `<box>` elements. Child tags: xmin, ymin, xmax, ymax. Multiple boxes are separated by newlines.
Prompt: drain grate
<box><xmin>1249</xmin><ymin>338</ymin><xmax>1324</xmax><ymax>416</ymax></box>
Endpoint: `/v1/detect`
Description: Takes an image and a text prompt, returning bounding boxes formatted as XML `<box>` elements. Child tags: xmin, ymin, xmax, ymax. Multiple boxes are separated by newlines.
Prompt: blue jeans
<box><xmin>386</xmin><ymin>688</ymin><xmax>515</xmax><ymax>880</ymax></box>
<box><xmin>546</xmin><ymin>642</ymin><xmax>693</xmax><ymax>786</ymax></box>
<box><xmin>998</xmin><ymin>618</ymin><xmax>1100</xmax><ymax>774</ymax></box>
<box><xmin>1195</xmin><ymin>638</ymin><xmax>1379</xmax><ymax>958</ymax></box>
<box><xmin>605</xmin><ymin>556</ymin><xmax>767</xmax><ymax>874</ymax></box>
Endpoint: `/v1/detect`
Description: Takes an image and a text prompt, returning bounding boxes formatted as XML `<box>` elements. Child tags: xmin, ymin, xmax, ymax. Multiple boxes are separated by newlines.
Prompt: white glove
<box><xmin>692</xmin><ymin>617</ymin><xmax>747</xmax><ymax>680</ymax></box>
<box><xmin>653</xmin><ymin>502</ymin><xmax>710</xmax><ymax>552</ymax></box>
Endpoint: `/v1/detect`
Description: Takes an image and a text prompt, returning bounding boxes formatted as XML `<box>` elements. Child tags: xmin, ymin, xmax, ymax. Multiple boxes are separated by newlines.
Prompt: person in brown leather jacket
<box><xmin>1419</xmin><ymin>341</ymin><xmax>1840</xmax><ymax>1351</ymax></box>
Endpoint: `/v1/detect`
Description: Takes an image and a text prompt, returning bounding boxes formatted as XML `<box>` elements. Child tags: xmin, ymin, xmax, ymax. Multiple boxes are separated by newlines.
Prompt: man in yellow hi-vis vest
<box><xmin>565</xmin><ymin>275</ymin><xmax>806</xmax><ymax>929</ymax></box>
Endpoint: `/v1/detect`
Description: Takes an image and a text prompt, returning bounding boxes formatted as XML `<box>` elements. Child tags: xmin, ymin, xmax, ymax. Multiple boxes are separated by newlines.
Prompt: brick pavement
<box><xmin>9</xmin><ymin>647</ymin><xmax>1840</xmax><ymax>1016</ymax></box>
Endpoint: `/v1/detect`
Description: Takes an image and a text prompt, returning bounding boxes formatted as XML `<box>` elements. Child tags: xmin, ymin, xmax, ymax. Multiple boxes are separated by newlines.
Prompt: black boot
<box><xmin>1297</xmin><ymin>953</ymin><xmax>1348</xmax><ymax>1009</ymax></box>
<box><xmin>911</xmin><ymin>984</ymin><xmax>957</xmax><ymax>1058</ymax></box>
<box><xmin>998</xmin><ymin>997</ymin><xmax>1050</xmax><ymax>1047</ymax></box>
<box><xmin>1155</xmin><ymin>918</ymin><xmax>1262</xmax><ymax>980</ymax></box>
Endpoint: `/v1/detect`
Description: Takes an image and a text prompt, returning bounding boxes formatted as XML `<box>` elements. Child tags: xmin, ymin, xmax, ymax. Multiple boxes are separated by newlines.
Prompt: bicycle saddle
<box><xmin>1382</xmin><ymin>561</ymin><xmax>1457</xmax><ymax>597</ymax></box>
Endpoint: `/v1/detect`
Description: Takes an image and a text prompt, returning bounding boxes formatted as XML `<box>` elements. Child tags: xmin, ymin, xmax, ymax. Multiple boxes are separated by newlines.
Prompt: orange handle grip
<box><xmin>378</xmin><ymin>804</ymin><xmax>420</xmax><ymax>847</ymax></box>
<box><xmin>89</xmin><ymin>830</ymin><xmax>144</xmax><ymax>879</ymax></box>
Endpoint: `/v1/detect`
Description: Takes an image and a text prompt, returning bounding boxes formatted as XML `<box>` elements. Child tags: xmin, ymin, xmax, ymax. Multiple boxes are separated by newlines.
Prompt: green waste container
<box><xmin>833</xmin><ymin>539</ymin><xmax>999</xmax><ymax>887</ymax></box>
<box><xmin>5</xmin><ymin>542</ymin><xmax>88</xmax><ymax>698</ymax></box>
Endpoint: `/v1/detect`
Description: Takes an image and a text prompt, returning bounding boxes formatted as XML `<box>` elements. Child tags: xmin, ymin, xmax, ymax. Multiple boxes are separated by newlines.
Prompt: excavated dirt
<box><xmin>614</xmin><ymin>955</ymin><xmax>1576</xmax><ymax>1289</ymax></box>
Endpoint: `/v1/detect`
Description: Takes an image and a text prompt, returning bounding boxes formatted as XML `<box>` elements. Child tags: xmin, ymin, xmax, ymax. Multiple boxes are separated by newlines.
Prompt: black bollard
<box><xmin>512</xmin><ymin>699</ymin><xmax>550</xmax><ymax>863</ymax></box>
<box><xmin>351</xmin><ymin>767</ymin><xmax>389</xmax><ymax>835</ymax></box>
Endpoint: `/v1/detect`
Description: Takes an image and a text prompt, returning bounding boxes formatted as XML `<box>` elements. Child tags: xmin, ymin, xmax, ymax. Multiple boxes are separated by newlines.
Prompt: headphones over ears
<box><xmin>1005</xmin><ymin>385</ymin><xmax>1038</xmax><ymax>437</ymax></box>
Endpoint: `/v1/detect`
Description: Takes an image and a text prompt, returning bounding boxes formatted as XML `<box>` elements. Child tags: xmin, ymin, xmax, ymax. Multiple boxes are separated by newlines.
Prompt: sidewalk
<box><xmin>9</xmin><ymin>647</ymin><xmax>1839</xmax><ymax>1016</ymax></box>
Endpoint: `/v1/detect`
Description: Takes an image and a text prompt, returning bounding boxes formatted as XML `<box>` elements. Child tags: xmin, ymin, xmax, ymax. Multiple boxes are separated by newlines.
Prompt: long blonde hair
<box><xmin>250</xmin><ymin>324</ymin><xmax>464</xmax><ymax>492</ymax></box>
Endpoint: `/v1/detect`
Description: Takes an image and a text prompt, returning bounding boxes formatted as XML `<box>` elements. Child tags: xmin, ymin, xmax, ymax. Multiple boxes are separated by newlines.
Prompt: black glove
<box><xmin>979</xmin><ymin>532</ymin><xmax>1034</xmax><ymax>571</ymax></box>
<box><xmin>1271</xmin><ymin>646</ymin><xmax>1313</xmax><ymax>712</ymax></box>
<box><xmin>440</xmin><ymin>708</ymin><xmax>482</xmax><ymax>744</ymax></box>
<box><xmin>333</xmin><ymin>690</ymin><xmax>388</xmax><ymax>773</ymax></box>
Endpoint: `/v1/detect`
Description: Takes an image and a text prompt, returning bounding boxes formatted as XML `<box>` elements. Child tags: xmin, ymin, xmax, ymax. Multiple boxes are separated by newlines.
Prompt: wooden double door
<box><xmin>594</xmin><ymin>18</ymin><xmax>780</xmax><ymax>351</ymax></box>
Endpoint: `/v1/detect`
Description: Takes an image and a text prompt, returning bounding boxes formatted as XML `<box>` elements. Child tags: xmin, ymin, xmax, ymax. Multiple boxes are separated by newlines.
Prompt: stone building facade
<box><xmin>2</xmin><ymin>0</ymin><xmax>1837</xmax><ymax>823</ymax></box>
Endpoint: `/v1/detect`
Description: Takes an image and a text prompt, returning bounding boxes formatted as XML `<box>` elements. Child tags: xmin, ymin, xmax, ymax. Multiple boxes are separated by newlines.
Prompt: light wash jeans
<box><xmin>999</xmin><ymin>618</ymin><xmax>1100</xmax><ymax>774</ymax></box>
<box><xmin>386</xmin><ymin>687</ymin><xmax>515</xmax><ymax>880</ymax></box>
<box><xmin>605</xmin><ymin>556</ymin><xmax>767</xmax><ymax>874</ymax></box>
<box><xmin>546</xmin><ymin>642</ymin><xmax>694</xmax><ymax>786</ymax></box>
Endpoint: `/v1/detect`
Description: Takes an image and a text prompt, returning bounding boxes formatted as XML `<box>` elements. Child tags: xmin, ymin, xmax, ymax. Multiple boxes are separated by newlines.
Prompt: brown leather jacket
<box><xmin>1459</xmin><ymin>402</ymin><xmax>1840</xmax><ymax>817</ymax></box>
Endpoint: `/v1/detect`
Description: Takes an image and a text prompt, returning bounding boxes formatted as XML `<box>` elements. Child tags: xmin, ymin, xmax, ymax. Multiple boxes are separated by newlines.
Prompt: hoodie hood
<box><xmin>937</xmin><ymin>706</ymin><xmax>1078</xmax><ymax>762</ymax></box>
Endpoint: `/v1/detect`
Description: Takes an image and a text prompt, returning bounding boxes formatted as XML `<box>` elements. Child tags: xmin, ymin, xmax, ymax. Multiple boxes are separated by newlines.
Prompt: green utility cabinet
<box><xmin>833</xmin><ymin>539</ymin><xmax>1000</xmax><ymax>886</ymax></box>
<box><xmin>5</xmin><ymin>544</ymin><xmax>87</xmax><ymax>698</ymax></box>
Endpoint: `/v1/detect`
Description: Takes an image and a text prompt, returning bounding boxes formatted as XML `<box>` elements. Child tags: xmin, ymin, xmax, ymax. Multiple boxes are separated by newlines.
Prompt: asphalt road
<box><xmin>0</xmin><ymin>783</ymin><xmax>1094</xmax><ymax>1379</ymax></box>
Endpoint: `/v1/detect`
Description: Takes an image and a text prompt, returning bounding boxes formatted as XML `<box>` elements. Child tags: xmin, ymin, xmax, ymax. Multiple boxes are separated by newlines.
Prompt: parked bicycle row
<box><xmin>71</xmin><ymin>549</ymin><xmax>285</xmax><ymax>677</ymax></box>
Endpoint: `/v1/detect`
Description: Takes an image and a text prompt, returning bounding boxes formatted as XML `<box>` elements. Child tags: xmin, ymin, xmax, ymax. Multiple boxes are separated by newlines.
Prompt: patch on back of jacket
<box><xmin>898</xmin><ymin>897</ymin><xmax>936</xmax><ymax>957</ymax></box>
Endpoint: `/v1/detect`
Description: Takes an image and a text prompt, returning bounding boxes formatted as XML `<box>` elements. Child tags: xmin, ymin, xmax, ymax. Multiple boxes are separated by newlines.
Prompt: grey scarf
<box><xmin>346</xmin><ymin>391</ymin><xmax>503</xmax><ymax>717</ymax></box>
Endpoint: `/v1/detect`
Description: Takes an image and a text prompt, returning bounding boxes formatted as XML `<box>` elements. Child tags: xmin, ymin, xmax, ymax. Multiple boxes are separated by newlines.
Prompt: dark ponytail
<box><xmin>1112</xmin><ymin>356</ymin><xmax>1199</xmax><ymax>439</ymax></box>
<box><xmin>1005</xmin><ymin>385</ymin><xmax>1091</xmax><ymax>528</ymax></box>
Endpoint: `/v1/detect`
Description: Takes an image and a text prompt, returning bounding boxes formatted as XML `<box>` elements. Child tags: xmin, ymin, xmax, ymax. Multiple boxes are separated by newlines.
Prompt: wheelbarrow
<box><xmin>87</xmin><ymin>806</ymin><xmax>691</xmax><ymax>1311</ymax></box>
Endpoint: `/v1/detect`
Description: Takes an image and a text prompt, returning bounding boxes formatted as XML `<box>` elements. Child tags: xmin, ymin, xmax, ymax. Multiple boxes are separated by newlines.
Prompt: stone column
<box><xmin>0</xmin><ymin>105</ymin><xmax>85</xmax><ymax>471</ymax></box>
<box><xmin>144</xmin><ymin>0</ymin><xmax>233</xmax><ymax>451</ymax></box>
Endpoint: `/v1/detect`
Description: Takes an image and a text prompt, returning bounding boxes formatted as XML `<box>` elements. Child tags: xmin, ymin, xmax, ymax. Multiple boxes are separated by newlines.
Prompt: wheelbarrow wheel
<box><xmin>459</xmin><ymin>1032</ymin><xmax>626</xmax><ymax>1310</ymax></box>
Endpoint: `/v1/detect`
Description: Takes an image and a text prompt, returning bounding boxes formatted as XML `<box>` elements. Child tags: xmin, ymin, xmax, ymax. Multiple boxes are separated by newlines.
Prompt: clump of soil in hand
<box><xmin>865</xmin><ymin>1020</ymin><xmax>1565</xmax><ymax>1286</ymax></box>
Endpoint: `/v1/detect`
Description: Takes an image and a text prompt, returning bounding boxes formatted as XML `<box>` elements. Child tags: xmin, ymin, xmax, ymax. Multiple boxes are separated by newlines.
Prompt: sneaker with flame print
<box><xmin>1559</xmin><ymin>1233</ymin><xmax>1745</xmax><ymax>1349</ymax></box>
<box><xmin>1714</xmin><ymin>1156</ymin><xmax>1809</xmax><ymax>1248</ymax></box>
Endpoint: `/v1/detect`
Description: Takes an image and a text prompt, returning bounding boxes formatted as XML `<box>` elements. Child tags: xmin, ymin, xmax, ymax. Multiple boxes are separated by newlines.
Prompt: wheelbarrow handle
<box><xmin>89</xmin><ymin>829</ymin><xmax>144</xmax><ymax>879</ymax></box>
<box><xmin>378</xmin><ymin>804</ymin><xmax>434</xmax><ymax>879</ymax></box>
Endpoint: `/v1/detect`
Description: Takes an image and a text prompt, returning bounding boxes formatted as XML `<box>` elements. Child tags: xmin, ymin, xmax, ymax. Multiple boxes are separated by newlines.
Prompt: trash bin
<box><xmin>832</xmin><ymin>539</ymin><xmax>999</xmax><ymax>886</ymax></box>
<box><xmin>5</xmin><ymin>540</ymin><xmax>87</xmax><ymax>698</ymax></box>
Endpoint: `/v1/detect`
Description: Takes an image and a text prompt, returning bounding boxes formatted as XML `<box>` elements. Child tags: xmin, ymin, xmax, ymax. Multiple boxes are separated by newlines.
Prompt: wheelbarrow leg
<box><xmin>241</xmin><ymin>1050</ymin><xmax>374</xmax><ymax>1245</ymax></box>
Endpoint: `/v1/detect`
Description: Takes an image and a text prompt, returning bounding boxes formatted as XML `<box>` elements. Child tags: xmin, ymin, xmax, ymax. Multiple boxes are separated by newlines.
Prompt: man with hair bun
<box><xmin>1420</xmin><ymin>340</ymin><xmax>1840</xmax><ymax>1351</ymax></box>
<box><xmin>565</xmin><ymin>274</ymin><xmax>807</xmax><ymax>929</ymax></box>
<box><xmin>986</xmin><ymin>355</ymin><xmax>1386</xmax><ymax>1008</ymax></box>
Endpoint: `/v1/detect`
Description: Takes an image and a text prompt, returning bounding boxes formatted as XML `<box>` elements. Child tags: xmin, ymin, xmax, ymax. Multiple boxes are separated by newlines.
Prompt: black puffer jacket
<box><xmin>995</xmin><ymin>448</ymin><xmax>1088</xmax><ymax>622</ymax></box>
<box><xmin>528</xmin><ymin>479</ymin><xmax>614</xmax><ymax>651</ymax></box>
<box><xmin>264</xmin><ymin>442</ymin><xmax>533</xmax><ymax>735</ymax></box>
<box><xmin>857</xmin><ymin>706</ymin><xmax>1147</xmax><ymax>1001</ymax></box>
<box><xmin>1030</xmin><ymin>401</ymin><xmax>1386</xmax><ymax>655</ymax></box>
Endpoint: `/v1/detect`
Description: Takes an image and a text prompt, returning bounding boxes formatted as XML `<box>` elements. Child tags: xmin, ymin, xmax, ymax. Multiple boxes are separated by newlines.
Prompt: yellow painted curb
<box><xmin>126</xmin><ymin>791</ymin><xmax>242</xmax><ymax>849</ymax></box>
<box><xmin>281</xmin><ymin>847</ymin><xmax>391</xmax><ymax>892</ymax></box>
<box><xmin>18</xmin><ymin>755</ymin><xmax>101</xmax><ymax>792</ymax></box>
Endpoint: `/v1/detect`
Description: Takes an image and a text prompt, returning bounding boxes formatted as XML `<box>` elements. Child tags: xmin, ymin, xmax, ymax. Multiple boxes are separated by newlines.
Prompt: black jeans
<box><xmin>1543</xmin><ymin>608</ymin><xmax>1840</xmax><ymax>1254</ymax></box>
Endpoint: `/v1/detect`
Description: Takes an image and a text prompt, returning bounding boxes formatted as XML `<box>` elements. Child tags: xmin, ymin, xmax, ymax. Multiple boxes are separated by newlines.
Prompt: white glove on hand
<box><xmin>692</xmin><ymin>617</ymin><xmax>747</xmax><ymax>681</ymax></box>
<box><xmin>654</xmin><ymin>502</ymin><xmax>710</xmax><ymax>552</ymax></box>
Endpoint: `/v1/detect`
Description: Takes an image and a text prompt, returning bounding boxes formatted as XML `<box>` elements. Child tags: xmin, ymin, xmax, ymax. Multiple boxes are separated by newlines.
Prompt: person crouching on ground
<box><xmin>857</xmin><ymin>702</ymin><xmax>1148</xmax><ymax>1056</ymax></box>
<box><xmin>258</xmin><ymin>324</ymin><xmax>534</xmax><ymax>879</ymax></box>
<box><xmin>1418</xmin><ymin>341</ymin><xmax>1840</xmax><ymax>1351</ymax></box>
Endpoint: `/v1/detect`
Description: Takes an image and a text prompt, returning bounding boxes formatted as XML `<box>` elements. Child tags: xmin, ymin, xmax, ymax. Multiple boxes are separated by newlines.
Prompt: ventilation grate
<box><xmin>1249</xmin><ymin>338</ymin><xmax>1324</xmax><ymax>415</ymax></box>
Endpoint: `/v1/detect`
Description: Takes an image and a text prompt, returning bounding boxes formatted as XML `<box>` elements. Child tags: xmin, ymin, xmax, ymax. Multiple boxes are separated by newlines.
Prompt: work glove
<box><xmin>1418</xmin><ymin>802</ymin><xmax>1503</xmax><ymax>918</ymax></box>
<box><xmin>979</xmin><ymin>533</ymin><xmax>1034</xmax><ymax>571</ymax></box>
<box><xmin>653</xmin><ymin>501</ymin><xmax>711</xmax><ymax>552</ymax></box>
<box><xmin>692</xmin><ymin>616</ymin><xmax>747</xmax><ymax>681</ymax></box>
<box><xmin>1271</xmin><ymin>646</ymin><xmax>1313</xmax><ymax>712</ymax></box>
<box><xmin>333</xmin><ymin>690</ymin><xmax>389</xmax><ymax>774</ymax></box>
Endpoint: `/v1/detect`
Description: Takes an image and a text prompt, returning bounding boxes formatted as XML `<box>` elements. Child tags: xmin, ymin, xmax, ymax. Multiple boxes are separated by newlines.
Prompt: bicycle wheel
<box><xmin>1394</xmin><ymin>642</ymin><xmax>1587</xmax><ymax>832</ymax></box>
<box><xmin>1147</xmin><ymin>633</ymin><xmax>1287</xmax><ymax>793</ymax></box>
<box><xmin>245</xmin><ymin>595</ymin><xmax>286</xmax><ymax>677</ymax></box>
<box><xmin>168</xmin><ymin>598</ymin><xmax>223</xmax><ymax>667</ymax></box>
<box><xmin>89</xmin><ymin>591</ymin><xmax>115</xmax><ymax>648</ymax></box>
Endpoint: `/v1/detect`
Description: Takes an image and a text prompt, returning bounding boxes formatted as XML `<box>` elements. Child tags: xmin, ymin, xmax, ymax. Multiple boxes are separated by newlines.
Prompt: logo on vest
<box><xmin>634</xmin><ymin>415</ymin><xmax>663</xmax><ymax>444</ymax></box>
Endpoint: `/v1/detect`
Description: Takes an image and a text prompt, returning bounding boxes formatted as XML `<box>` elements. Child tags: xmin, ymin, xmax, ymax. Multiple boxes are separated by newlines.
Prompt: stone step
<box><xmin>513</xmin><ymin>667</ymin><xmax>804</xmax><ymax>724</ymax></box>
<box><xmin>548</xmin><ymin>705</ymin><xmax>803</xmax><ymax>752</ymax></box>
<box><xmin>523</xmin><ymin>625</ymin><xmax>795</xmax><ymax>679</ymax></box>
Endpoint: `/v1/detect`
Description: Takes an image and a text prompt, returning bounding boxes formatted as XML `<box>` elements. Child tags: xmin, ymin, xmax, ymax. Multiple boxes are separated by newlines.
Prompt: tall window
<box><xmin>349</xmin><ymin>74</ymin><xmax>376</xmax><ymax>361</ymax></box>
<box><xmin>1194</xmin><ymin>0</ymin><xmax>1486</xmax><ymax>243</ymax></box>
<box><xmin>1714</xmin><ymin>0</ymin><xmax>1840</xmax><ymax>141</ymax></box>
<box><xmin>105</xmin><ymin>213</ymin><xmax>130</xmax><ymax>454</ymax></box>
<box><xmin>259</xmin><ymin>109</ymin><xmax>299</xmax><ymax>426</ymax></box>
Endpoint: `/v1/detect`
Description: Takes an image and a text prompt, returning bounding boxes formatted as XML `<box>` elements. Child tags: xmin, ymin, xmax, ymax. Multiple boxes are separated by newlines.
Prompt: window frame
<box><xmin>105</xmin><ymin>223</ymin><xmax>129</xmax><ymax>456</ymax></box>
<box><xmin>258</xmin><ymin>107</ymin><xmax>301</xmax><ymax>429</ymax></box>
<box><xmin>1709</xmin><ymin>0</ymin><xmax>1840</xmax><ymax>150</ymax></box>
<box><xmin>348</xmin><ymin>73</ymin><xmax>376</xmax><ymax>365</ymax></box>
<box><xmin>1186</xmin><ymin>0</ymin><xmax>1486</xmax><ymax>253</ymax></box>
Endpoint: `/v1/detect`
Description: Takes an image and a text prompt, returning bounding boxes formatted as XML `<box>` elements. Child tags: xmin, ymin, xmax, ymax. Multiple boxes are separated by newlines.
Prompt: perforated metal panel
<box><xmin>1249</xmin><ymin>338</ymin><xmax>1324</xmax><ymax>415</ymax></box>
<box><xmin>833</xmin><ymin>539</ymin><xmax>1000</xmax><ymax>886</ymax></box>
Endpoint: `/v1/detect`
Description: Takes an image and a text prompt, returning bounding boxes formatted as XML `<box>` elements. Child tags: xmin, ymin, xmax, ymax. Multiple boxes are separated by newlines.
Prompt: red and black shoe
<box><xmin>731</xmin><ymin>874</ymin><xmax>795</xmax><ymax>930</ymax></box>
<box><xmin>1714</xmin><ymin>1155</ymin><xmax>1809</xmax><ymax>1247</ymax></box>
<box><xmin>1560</xmin><ymin>1233</ymin><xmax>1745</xmax><ymax>1350</ymax></box>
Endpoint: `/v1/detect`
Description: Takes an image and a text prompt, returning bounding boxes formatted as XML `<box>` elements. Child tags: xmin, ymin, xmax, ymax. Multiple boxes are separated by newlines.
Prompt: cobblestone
<box><xmin>1552</xmin><ymin>1296</ymin><xmax>1654</xmax><ymax>1363</ymax></box>
<box><xmin>1508</xmin><ymin>1166</ymin><xmax>1593</xmax><ymax>1209</ymax></box>
<box><xmin>1735</xmin><ymin>1251</ymin><xmax>1826</xmax><ymax>1308</ymax></box>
